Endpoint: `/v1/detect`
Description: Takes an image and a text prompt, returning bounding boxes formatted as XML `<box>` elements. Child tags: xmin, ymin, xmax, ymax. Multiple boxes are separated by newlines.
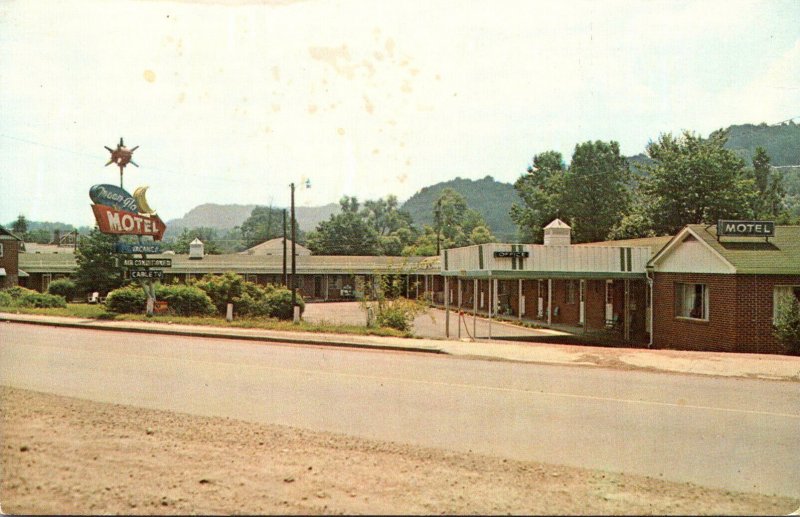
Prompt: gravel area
<box><xmin>2</xmin><ymin>386</ymin><xmax>797</xmax><ymax>515</ymax></box>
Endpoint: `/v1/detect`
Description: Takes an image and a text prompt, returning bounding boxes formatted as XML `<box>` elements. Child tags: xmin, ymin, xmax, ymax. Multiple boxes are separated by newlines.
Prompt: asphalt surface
<box><xmin>303</xmin><ymin>301</ymin><xmax>558</xmax><ymax>340</ymax></box>
<box><xmin>1</xmin><ymin>322</ymin><xmax>798</xmax><ymax>498</ymax></box>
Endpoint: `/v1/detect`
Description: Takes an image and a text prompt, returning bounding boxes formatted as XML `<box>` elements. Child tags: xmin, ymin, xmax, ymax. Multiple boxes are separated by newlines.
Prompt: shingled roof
<box><xmin>650</xmin><ymin>224</ymin><xmax>800</xmax><ymax>275</ymax></box>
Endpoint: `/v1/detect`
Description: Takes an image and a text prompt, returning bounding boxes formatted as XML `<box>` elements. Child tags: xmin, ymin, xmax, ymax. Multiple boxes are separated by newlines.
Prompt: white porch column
<box><xmin>473</xmin><ymin>279</ymin><xmax>478</xmax><ymax>339</ymax></box>
<box><xmin>457</xmin><ymin>278</ymin><xmax>462</xmax><ymax>339</ymax></box>
<box><xmin>444</xmin><ymin>276</ymin><xmax>450</xmax><ymax>338</ymax></box>
<box><xmin>492</xmin><ymin>278</ymin><xmax>500</xmax><ymax>316</ymax></box>
<box><xmin>624</xmin><ymin>278</ymin><xmax>631</xmax><ymax>343</ymax></box>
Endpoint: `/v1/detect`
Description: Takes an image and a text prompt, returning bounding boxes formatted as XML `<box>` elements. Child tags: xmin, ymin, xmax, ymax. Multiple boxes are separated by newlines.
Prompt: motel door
<box><xmin>314</xmin><ymin>276</ymin><xmax>323</xmax><ymax>298</ymax></box>
<box><xmin>579</xmin><ymin>279</ymin><xmax>586</xmax><ymax>326</ymax></box>
<box><xmin>605</xmin><ymin>280</ymin><xmax>614</xmax><ymax>323</ymax></box>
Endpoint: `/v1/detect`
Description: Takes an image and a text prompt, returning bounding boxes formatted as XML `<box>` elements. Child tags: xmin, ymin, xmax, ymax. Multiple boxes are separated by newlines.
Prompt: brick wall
<box><xmin>735</xmin><ymin>274</ymin><xmax>800</xmax><ymax>354</ymax></box>
<box><xmin>0</xmin><ymin>240</ymin><xmax>20</xmax><ymax>288</ymax></box>
<box><xmin>550</xmin><ymin>279</ymin><xmax>580</xmax><ymax>325</ymax></box>
<box><xmin>652</xmin><ymin>272</ymin><xmax>800</xmax><ymax>354</ymax></box>
<box><xmin>585</xmin><ymin>280</ymin><xmax>606</xmax><ymax>330</ymax></box>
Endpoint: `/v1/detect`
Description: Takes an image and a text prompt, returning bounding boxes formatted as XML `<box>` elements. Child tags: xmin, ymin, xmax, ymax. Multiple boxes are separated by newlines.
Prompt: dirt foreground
<box><xmin>1</xmin><ymin>386</ymin><xmax>797</xmax><ymax>515</ymax></box>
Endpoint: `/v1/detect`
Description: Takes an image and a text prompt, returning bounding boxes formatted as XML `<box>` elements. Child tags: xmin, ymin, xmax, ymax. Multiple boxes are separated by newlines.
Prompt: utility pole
<box><xmin>290</xmin><ymin>183</ymin><xmax>298</xmax><ymax>322</ymax></box>
<box><xmin>435</xmin><ymin>197</ymin><xmax>442</xmax><ymax>255</ymax></box>
<box><xmin>282</xmin><ymin>209</ymin><xmax>287</xmax><ymax>287</ymax></box>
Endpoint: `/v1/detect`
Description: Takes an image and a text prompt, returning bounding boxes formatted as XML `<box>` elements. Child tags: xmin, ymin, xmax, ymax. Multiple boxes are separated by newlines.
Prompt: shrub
<box><xmin>155</xmin><ymin>284</ymin><xmax>215</xmax><ymax>316</ymax></box>
<box><xmin>105</xmin><ymin>285</ymin><xmax>147</xmax><ymax>313</ymax></box>
<box><xmin>374</xmin><ymin>297</ymin><xmax>425</xmax><ymax>332</ymax></box>
<box><xmin>194</xmin><ymin>272</ymin><xmax>304</xmax><ymax>320</ymax></box>
<box><xmin>4</xmin><ymin>286</ymin><xmax>38</xmax><ymax>300</ymax></box>
<box><xmin>263</xmin><ymin>284</ymin><xmax>304</xmax><ymax>320</ymax></box>
<box><xmin>17</xmin><ymin>291</ymin><xmax>67</xmax><ymax>308</ymax></box>
<box><xmin>0</xmin><ymin>286</ymin><xmax>66</xmax><ymax>308</ymax></box>
<box><xmin>194</xmin><ymin>272</ymin><xmax>247</xmax><ymax>313</ymax></box>
<box><xmin>48</xmin><ymin>278</ymin><xmax>78</xmax><ymax>301</ymax></box>
<box><xmin>773</xmin><ymin>295</ymin><xmax>800</xmax><ymax>355</ymax></box>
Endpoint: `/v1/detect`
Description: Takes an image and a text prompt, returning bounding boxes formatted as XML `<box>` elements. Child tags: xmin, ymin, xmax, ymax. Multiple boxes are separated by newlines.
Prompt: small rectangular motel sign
<box><xmin>717</xmin><ymin>220</ymin><xmax>775</xmax><ymax>237</ymax></box>
<box><xmin>130</xmin><ymin>270</ymin><xmax>164</xmax><ymax>280</ymax></box>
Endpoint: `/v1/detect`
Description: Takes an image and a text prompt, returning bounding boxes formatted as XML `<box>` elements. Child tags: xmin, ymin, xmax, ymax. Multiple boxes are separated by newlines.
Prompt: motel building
<box><xmin>439</xmin><ymin>219</ymin><xmax>800</xmax><ymax>354</ymax></box>
<box><xmin>5</xmin><ymin>219</ymin><xmax>800</xmax><ymax>354</ymax></box>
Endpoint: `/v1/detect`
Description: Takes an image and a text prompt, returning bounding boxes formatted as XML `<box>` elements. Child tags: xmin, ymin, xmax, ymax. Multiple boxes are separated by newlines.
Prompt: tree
<box><xmin>773</xmin><ymin>294</ymin><xmax>800</xmax><ymax>356</ymax></box>
<box><xmin>360</xmin><ymin>195</ymin><xmax>417</xmax><ymax>255</ymax></box>
<box><xmin>748</xmin><ymin>147</ymin><xmax>787</xmax><ymax>219</ymax></box>
<box><xmin>306</xmin><ymin>198</ymin><xmax>380</xmax><ymax>255</ymax></box>
<box><xmin>510</xmin><ymin>151</ymin><xmax>566</xmax><ymax>243</ymax></box>
<box><xmin>404</xmin><ymin>189</ymin><xmax>496</xmax><ymax>255</ymax></box>
<box><xmin>640</xmin><ymin>131</ymin><xmax>756</xmax><ymax>235</ymax></box>
<box><xmin>73</xmin><ymin>229</ymin><xmax>123</xmax><ymax>295</ymax></box>
<box><xmin>360</xmin><ymin>195</ymin><xmax>413</xmax><ymax>236</ymax></box>
<box><xmin>239</xmin><ymin>206</ymin><xmax>286</xmax><ymax>249</ymax></box>
<box><xmin>11</xmin><ymin>215</ymin><xmax>27</xmax><ymax>236</ymax></box>
<box><xmin>560</xmin><ymin>141</ymin><xmax>630</xmax><ymax>243</ymax></box>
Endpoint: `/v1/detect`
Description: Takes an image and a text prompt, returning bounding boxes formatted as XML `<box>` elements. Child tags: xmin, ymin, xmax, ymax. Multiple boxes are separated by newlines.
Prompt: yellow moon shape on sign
<box><xmin>133</xmin><ymin>186</ymin><xmax>157</xmax><ymax>216</ymax></box>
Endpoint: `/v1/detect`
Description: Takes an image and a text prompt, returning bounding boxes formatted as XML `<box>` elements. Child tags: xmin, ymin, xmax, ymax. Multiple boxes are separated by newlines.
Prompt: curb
<box><xmin>0</xmin><ymin>317</ymin><xmax>446</xmax><ymax>356</ymax></box>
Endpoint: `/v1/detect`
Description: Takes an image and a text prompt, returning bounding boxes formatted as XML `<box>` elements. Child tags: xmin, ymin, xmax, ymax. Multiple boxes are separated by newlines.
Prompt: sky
<box><xmin>1</xmin><ymin>0</ymin><xmax>799</xmax><ymax>227</ymax></box>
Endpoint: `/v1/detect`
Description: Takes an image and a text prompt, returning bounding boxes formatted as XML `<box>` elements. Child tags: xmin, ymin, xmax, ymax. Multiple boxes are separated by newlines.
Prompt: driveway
<box><xmin>302</xmin><ymin>301</ymin><xmax>565</xmax><ymax>341</ymax></box>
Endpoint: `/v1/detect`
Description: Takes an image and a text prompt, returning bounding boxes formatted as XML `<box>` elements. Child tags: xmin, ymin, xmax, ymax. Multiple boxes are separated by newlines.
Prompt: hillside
<box><xmin>401</xmin><ymin>176</ymin><xmax>521</xmax><ymax>241</ymax></box>
<box><xmin>165</xmin><ymin>202</ymin><xmax>339</xmax><ymax>236</ymax></box>
<box><xmin>717</xmin><ymin>121</ymin><xmax>800</xmax><ymax>166</ymax></box>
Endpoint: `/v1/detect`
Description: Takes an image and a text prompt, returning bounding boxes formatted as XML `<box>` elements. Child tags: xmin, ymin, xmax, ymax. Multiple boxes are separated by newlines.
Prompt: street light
<box><xmin>289</xmin><ymin>179</ymin><xmax>310</xmax><ymax>323</ymax></box>
<box><xmin>290</xmin><ymin>182</ymin><xmax>297</xmax><ymax>322</ymax></box>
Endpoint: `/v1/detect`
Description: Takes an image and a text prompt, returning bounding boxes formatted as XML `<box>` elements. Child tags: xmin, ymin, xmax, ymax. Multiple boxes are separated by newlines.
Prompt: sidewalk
<box><xmin>2</xmin><ymin>312</ymin><xmax>799</xmax><ymax>382</ymax></box>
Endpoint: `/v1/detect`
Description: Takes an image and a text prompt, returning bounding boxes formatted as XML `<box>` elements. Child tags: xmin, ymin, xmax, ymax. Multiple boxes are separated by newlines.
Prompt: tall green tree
<box><xmin>640</xmin><ymin>131</ymin><xmax>756</xmax><ymax>235</ymax></box>
<box><xmin>360</xmin><ymin>195</ymin><xmax>417</xmax><ymax>255</ymax></box>
<box><xmin>11</xmin><ymin>215</ymin><xmax>28</xmax><ymax>236</ymax></box>
<box><xmin>748</xmin><ymin>147</ymin><xmax>787</xmax><ymax>218</ymax></box>
<box><xmin>510</xmin><ymin>151</ymin><xmax>566</xmax><ymax>243</ymax></box>
<box><xmin>560</xmin><ymin>141</ymin><xmax>630</xmax><ymax>243</ymax></box>
<box><xmin>305</xmin><ymin>197</ymin><xmax>380</xmax><ymax>255</ymax></box>
<box><xmin>404</xmin><ymin>189</ymin><xmax>495</xmax><ymax>255</ymax></box>
<box><xmin>73</xmin><ymin>229</ymin><xmax>123</xmax><ymax>295</ymax></box>
<box><xmin>238</xmin><ymin>206</ymin><xmax>286</xmax><ymax>248</ymax></box>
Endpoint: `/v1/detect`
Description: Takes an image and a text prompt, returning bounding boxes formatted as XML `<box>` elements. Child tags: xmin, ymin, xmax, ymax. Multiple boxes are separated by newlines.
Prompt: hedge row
<box><xmin>106</xmin><ymin>272</ymin><xmax>303</xmax><ymax>320</ymax></box>
<box><xmin>0</xmin><ymin>286</ymin><xmax>67</xmax><ymax>308</ymax></box>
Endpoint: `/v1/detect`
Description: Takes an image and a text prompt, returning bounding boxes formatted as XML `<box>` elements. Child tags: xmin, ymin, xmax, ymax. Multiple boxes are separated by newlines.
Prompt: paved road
<box><xmin>1</xmin><ymin>323</ymin><xmax>798</xmax><ymax>498</ymax></box>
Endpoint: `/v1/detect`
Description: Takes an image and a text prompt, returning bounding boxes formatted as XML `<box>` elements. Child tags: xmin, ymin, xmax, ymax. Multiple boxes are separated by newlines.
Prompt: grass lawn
<box><xmin>0</xmin><ymin>303</ymin><xmax>411</xmax><ymax>338</ymax></box>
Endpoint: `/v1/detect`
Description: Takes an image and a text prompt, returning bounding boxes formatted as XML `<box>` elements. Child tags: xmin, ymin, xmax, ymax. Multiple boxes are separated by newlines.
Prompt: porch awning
<box><xmin>18</xmin><ymin>269</ymin><xmax>29</xmax><ymax>278</ymax></box>
<box><xmin>0</xmin><ymin>268</ymin><xmax>5</xmax><ymax>276</ymax></box>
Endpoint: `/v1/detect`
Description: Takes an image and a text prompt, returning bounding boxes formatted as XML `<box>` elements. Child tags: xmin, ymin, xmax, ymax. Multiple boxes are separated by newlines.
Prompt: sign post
<box><xmin>91</xmin><ymin>138</ymin><xmax>167</xmax><ymax>316</ymax></box>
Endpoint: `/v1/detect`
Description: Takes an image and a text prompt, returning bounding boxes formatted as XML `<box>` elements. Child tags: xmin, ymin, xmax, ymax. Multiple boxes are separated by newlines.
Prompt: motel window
<box><xmin>773</xmin><ymin>286</ymin><xmax>800</xmax><ymax>320</ymax></box>
<box><xmin>42</xmin><ymin>273</ymin><xmax>52</xmax><ymax>293</ymax></box>
<box><xmin>674</xmin><ymin>283</ymin><xmax>708</xmax><ymax>320</ymax></box>
<box><xmin>565</xmin><ymin>280</ymin><xmax>576</xmax><ymax>304</ymax></box>
<box><xmin>0</xmin><ymin>243</ymin><xmax>3</xmax><ymax>257</ymax></box>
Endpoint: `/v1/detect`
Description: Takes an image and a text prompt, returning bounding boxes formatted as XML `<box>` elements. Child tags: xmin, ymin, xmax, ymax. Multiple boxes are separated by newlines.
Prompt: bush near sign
<box><xmin>717</xmin><ymin>220</ymin><xmax>775</xmax><ymax>237</ymax></box>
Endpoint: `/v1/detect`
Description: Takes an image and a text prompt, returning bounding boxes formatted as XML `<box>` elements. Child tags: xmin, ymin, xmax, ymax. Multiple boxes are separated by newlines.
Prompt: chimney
<box><xmin>189</xmin><ymin>238</ymin><xmax>204</xmax><ymax>259</ymax></box>
<box><xmin>543</xmin><ymin>219</ymin><xmax>571</xmax><ymax>246</ymax></box>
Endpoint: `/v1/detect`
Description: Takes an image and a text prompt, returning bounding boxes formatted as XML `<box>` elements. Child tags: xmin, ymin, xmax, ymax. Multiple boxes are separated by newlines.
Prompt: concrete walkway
<box><xmin>2</xmin><ymin>312</ymin><xmax>799</xmax><ymax>382</ymax></box>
